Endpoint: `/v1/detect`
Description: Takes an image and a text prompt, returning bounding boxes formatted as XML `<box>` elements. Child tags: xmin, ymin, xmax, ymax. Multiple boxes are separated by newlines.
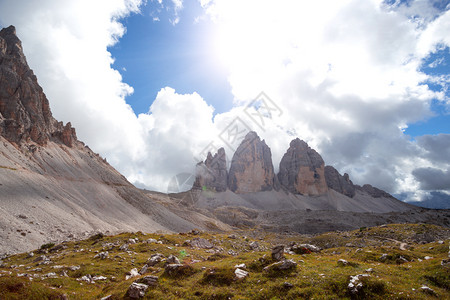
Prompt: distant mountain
<box><xmin>0</xmin><ymin>26</ymin><xmax>230</xmax><ymax>254</ymax></box>
<box><xmin>193</xmin><ymin>131</ymin><xmax>414</xmax><ymax>213</ymax></box>
<box><xmin>407</xmin><ymin>192</ymin><xmax>450</xmax><ymax>209</ymax></box>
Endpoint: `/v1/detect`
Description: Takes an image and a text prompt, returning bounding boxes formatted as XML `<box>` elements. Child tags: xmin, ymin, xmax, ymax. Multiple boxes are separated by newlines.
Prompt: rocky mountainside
<box><xmin>0</xmin><ymin>26</ymin><xmax>231</xmax><ymax>254</ymax></box>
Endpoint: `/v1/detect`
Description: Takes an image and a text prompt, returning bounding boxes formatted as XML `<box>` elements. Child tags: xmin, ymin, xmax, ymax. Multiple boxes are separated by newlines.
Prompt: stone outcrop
<box><xmin>0</xmin><ymin>25</ymin><xmax>76</xmax><ymax>147</ymax></box>
<box><xmin>278</xmin><ymin>138</ymin><xmax>328</xmax><ymax>196</ymax></box>
<box><xmin>324</xmin><ymin>166</ymin><xmax>356</xmax><ymax>198</ymax></box>
<box><xmin>228</xmin><ymin>131</ymin><xmax>279</xmax><ymax>193</ymax></box>
<box><xmin>193</xmin><ymin>148</ymin><xmax>228</xmax><ymax>192</ymax></box>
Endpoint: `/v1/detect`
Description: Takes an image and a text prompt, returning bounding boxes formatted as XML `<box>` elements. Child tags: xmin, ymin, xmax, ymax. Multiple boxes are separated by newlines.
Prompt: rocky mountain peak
<box><xmin>278</xmin><ymin>138</ymin><xmax>328</xmax><ymax>196</ymax></box>
<box><xmin>0</xmin><ymin>25</ymin><xmax>77</xmax><ymax>147</ymax></box>
<box><xmin>324</xmin><ymin>165</ymin><xmax>356</xmax><ymax>198</ymax></box>
<box><xmin>228</xmin><ymin>131</ymin><xmax>279</xmax><ymax>193</ymax></box>
<box><xmin>193</xmin><ymin>147</ymin><xmax>228</xmax><ymax>192</ymax></box>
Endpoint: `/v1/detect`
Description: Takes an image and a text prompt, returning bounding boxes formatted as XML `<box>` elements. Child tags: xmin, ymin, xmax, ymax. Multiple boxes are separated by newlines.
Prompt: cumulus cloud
<box><xmin>200</xmin><ymin>0</ymin><xmax>450</xmax><ymax>198</ymax></box>
<box><xmin>0</xmin><ymin>0</ymin><xmax>449</xmax><ymax>201</ymax></box>
<box><xmin>412</xmin><ymin>167</ymin><xmax>450</xmax><ymax>190</ymax></box>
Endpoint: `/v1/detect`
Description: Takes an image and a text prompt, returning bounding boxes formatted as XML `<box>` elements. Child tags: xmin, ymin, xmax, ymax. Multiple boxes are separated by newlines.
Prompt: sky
<box><xmin>0</xmin><ymin>0</ymin><xmax>449</xmax><ymax>202</ymax></box>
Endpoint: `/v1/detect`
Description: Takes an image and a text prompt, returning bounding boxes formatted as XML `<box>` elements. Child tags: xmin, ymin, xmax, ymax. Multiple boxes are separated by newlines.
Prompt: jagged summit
<box><xmin>194</xmin><ymin>131</ymin><xmax>400</xmax><ymax>203</ymax></box>
<box><xmin>228</xmin><ymin>131</ymin><xmax>279</xmax><ymax>193</ymax></box>
<box><xmin>278</xmin><ymin>137</ymin><xmax>328</xmax><ymax>196</ymax></box>
<box><xmin>0</xmin><ymin>25</ymin><xmax>77</xmax><ymax>147</ymax></box>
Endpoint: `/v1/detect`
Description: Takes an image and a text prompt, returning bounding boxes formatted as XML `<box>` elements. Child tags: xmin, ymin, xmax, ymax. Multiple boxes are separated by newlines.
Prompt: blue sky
<box><xmin>110</xmin><ymin>1</ymin><xmax>233</xmax><ymax>115</ymax></box>
<box><xmin>0</xmin><ymin>0</ymin><xmax>449</xmax><ymax>199</ymax></box>
<box><xmin>110</xmin><ymin>0</ymin><xmax>449</xmax><ymax>136</ymax></box>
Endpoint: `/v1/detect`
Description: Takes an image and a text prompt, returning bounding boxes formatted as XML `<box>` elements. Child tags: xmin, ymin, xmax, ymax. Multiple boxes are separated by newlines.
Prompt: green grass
<box><xmin>0</xmin><ymin>224</ymin><xmax>449</xmax><ymax>299</ymax></box>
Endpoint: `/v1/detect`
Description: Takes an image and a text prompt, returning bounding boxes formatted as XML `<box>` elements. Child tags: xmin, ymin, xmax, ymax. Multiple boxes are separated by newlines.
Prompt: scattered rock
<box><xmin>78</xmin><ymin>274</ymin><xmax>94</xmax><ymax>283</ymax></box>
<box><xmin>397</xmin><ymin>256</ymin><xmax>408</xmax><ymax>264</ymax></box>
<box><xmin>137</xmin><ymin>275</ymin><xmax>158</xmax><ymax>286</ymax></box>
<box><xmin>234</xmin><ymin>263</ymin><xmax>246</xmax><ymax>269</ymax></box>
<box><xmin>424</xmin><ymin>256</ymin><xmax>433</xmax><ymax>260</ymax></box>
<box><xmin>167</xmin><ymin>254</ymin><xmax>180</xmax><ymax>264</ymax></box>
<box><xmin>127</xmin><ymin>282</ymin><xmax>148</xmax><ymax>299</ymax></box>
<box><xmin>420</xmin><ymin>285</ymin><xmax>436</xmax><ymax>296</ymax></box>
<box><xmin>441</xmin><ymin>259</ymin><xmax>449</xmax><ymax>267</ymax></box>
<box><xmin>337</xmin><ymin>259</ymin><xmax>348</xmax><ymax>266</ymax></box>
<box><xmin>263</xmin><ymin>259</ymin><xmax>297</xmax><ymax>273</ymax></box>
<box><xmin>94</xmin><ymin>251</ymin><xmax>109</xmax><ymax>260</ymax></box>
<box><xmin>119</xmin><ymin>244</ymin><xmax>129</xmax><ymax>251</ymax></box>
<box><xmin>125</xmin><ymin>268</ymin><xmax>139</xmax><ymax>280</ymax></box>
<box><xmin>249</xmin><ymin>241</ymin><xmax>259</xmax><ymax>250</ymax></box>
<box><xmin>348</xmin><ymin>274</ymin><xmax>370</xmax><ymax>294</ymax></box>
<box><xmin>379</xmin><ymin>254</ymin><xmax>388</xmax><ymax>262</ymax></box>
<box><xmin>271</xmin><ymin>245</ymin><xmax>285</xmax><ymax>261</ymax></box>
<box><xmin>235</xmin><ymin>268</ymin><xmax>248</xmax><ymax>279</ymax></box>
<box><xmin>147</xmin><ymin>253</ymin><xmax>165</xmax><ymax>266</ymax></box>
<box><xmin>187</xmin><ymin>238</ymin><xmax>213</xmax><ymax>249</ymax></box>
<box><xmin>290</xmin><ymin>244</ymin><xmax>321</xmax><ymax>254</ymax></box>
<box><xmin>139</xmin><ymin>264</ymin><xmax>148</xmax><ymax>275</ymax></box>
<box><xmin>146</xmin><ymin>238</ymin><xmax>157</xmax><ymax>244</ymax></box>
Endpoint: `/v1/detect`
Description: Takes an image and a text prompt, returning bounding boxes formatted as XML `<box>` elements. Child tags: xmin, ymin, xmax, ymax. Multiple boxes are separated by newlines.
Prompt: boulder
<box><xmin>235</xmin><ymin>268</ymin><xmax>249</xmax><ymax>279</ymax></box>
<box><xmin>290</xmin><ymin>243</ymin><xmax>321</xmax><ymax>254</ymax></box>
<box><xmin>125</xmin><ymin>268</ymin><xmax>139</xmax><ymax>280</ymax></box>
<box><xmin>138</xmin><ymin>275</ymin><xmax>158</xmax><ymax>286</ymax></box>
<box><xmin>147</xmin><ymin>253</ymin><xmax>164</xmax><ymax>266</ymax></box>
<box><xmin>271</xmin><ymin>245</ymin><xmax>285</xmax><ymax>261</ymax></box>
<box><xmin>186</xmin><ymin>238</ymin><xmax>214</xmax><ymax>249</ymax></box>
<box><xmin>166</xmin><ymin>254</ymin><xmax>180</xmax><ymax>264</ymax></box>
<box><xmin>278</xmin><ymin>138</ymin><xmax>328</xmax><ymax>196</ymax></box>
<box><xmin>126</xmin><ymin>282</ymin><xmax>148</xmax><ymax>299</ymax></box>
<box><xmin>228</xmin><ymin>131</ymin><xmax>279</xmax><ymax>193</ymax></box>
<box><xmin>263</xmin><ymin>259</ymin><xmax>297</xmax><ymax>273</ymax></box>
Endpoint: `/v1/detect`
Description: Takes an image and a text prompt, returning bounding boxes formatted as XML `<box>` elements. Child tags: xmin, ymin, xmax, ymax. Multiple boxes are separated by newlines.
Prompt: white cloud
<box><xmin>200</xmin><ymin>0</ymin><xmax>450</xmax><ymax>198</ymax></box>
<box><xmin>0</xmin><ymin>0</ymin><xmax>449</xmax><ymax>200</ymax></box>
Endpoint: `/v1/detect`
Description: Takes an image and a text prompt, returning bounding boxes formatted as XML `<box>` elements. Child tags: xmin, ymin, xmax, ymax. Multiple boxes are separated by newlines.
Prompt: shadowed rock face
<box><xmin>228</xmin><ymin>131</ymin><xmax>279</xmax><ymax>193</ymax></box>
<box><xmin>278</xmin><ymin>138</ymin><xmax>328</xmax><ymax>196</ymax></box>
<box><xmin>194</xmin><ymin>147</ymin><xmax>228</xmax><ymax>192</ymax></box>
<box><xmin>324</xmin><ymin>165</ymin><xmax>356</xmax><ymax>198</ymax></box>
<box><xmin>356</xmin><ymin>184</ymin><xmax>396</xmax><ymax>199</ymax></box>
<box><xmin>0</xmin><ymin>25</ymin><xmax>76</xmax><ymax>147</ymax></box>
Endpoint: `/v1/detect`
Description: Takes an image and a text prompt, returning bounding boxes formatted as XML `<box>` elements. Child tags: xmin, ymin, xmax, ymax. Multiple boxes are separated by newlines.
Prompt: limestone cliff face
<box><xmin>228</xmin><ymin>131</ymin><xmax>279</xmax><ymax>193</ymax></box>
<box><xmin>0</xmin><ymin>25</ymin><xmax>76</xmax><ymax>147</ymax></box>
<box><xmin>324</xmin><ymin>165</ymin><xmax>356</xmax><ymax>198</ymax></box>
<box><xmin>194</xmin><ymin>147</ymin><xmax>228</xmax><ymax>192</ymax></box>
<box><xmin>278</xmin><ymin>138</ymin><xmax>328</xmax><ymax>196</ymax></box>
